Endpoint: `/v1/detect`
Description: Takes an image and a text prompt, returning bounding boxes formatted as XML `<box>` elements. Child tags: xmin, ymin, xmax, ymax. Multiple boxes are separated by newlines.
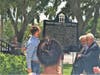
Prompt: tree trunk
<box><xmin>17</xmin><ymin>0</ymin><xmax>28</xmax><ymax>43</ymax></box>
<box><xmin>7</xmin><ymin>8</ymin><xmax>19</xmax><ymax>36</ymax></box>
<box><xmin>68</xmin><ymin>0</ymin><xmax>84</xmax><ymax>36</ymax></box>
<box><xmin>17</xmin><ymin>15</ymin><xmax>28</xmax><ymax>43</ymax></box>
<box><xmin>91</xmin><ymin>4</ymin><xmax>99</xmax><ymax>36</ymax></box>
<box><xmin>0</xmin><ymin>14</ymin><xmax>3</xmax><ymax>38</ymax></box>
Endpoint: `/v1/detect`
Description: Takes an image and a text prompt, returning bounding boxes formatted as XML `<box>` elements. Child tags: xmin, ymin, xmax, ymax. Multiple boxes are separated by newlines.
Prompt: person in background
<box><xmin>71</xmin><ymin>35</ymin><xmax>88</xmax><ymax>75</ymax></box>
<box><xmin>26</xmin><ymin>26</ymin><xmax>41</xmax><ymax>75</ymax></box>
<box><xmin>93</xmin><ymin>42</ymin><xmax>100</xmax><ymax>74</ymax></box>
<box><xmin>37</xmin><ymin>38</ymin><xmax>63</xmax><ymax>75</ymax></box>
<box><xmin>81</xmin><ymin>33</ymin><xmax>100</xmax><ymax>74</ymax></box>
<box><xmin>10</xmin><ymin>36</ymin><xmax>21</xmax><ymax>55</ymax></box>
<box><xmin>77</xmin><ymin>33</ymin><xmax>100</xmax><ymax>74</ymax></box>
<box><xmin>72</xmin><ymin>33</ymin><xmax>100</xmax><ymax>74</ymax></box>
<box><xmin>11</xmin><ymin>36</ymin><xmax>18</xmax><ymax>48</ymax></box>
<box><xmin>77</xmin><ymin>35</ymin><xmax>89</xmax><ymax>58</ymax></box>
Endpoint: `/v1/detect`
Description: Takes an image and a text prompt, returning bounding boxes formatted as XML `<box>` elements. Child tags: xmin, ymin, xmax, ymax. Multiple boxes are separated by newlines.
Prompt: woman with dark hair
<box><xmin>26</xmin><ymin>26</ymin><xmax>41</xmax><ymax>75</ymax></box>
<box><xmin>37</xmin><ymin>38</ymin><xmax>63</xmax><ymax>75</ymax></box>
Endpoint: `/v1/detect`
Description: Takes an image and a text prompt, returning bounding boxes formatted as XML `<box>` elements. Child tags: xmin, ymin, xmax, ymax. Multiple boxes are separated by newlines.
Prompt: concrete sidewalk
<box><xmin>63</xmin><ymin>52</ymin><xmax>76</xmax><ymax>64</ymax></box>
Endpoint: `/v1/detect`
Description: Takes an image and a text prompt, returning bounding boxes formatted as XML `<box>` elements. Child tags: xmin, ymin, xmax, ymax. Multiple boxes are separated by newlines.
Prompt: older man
<box><xmin>72</xmin><ymin>33</ymin><xmax>100</xmax><ymax>74</ymax></box>
<box><xmin>93</xmin><ymin>44</ymin><xmax>100</xmax><ymax>74</ymax></box>
<box><xmin>81</xmin><ymin>33</ymin><xmax>100</xmax><ymax>74</ymax></box>
<box><xmin>71</xmin><ymin>35</ymin><xmax>88</xmax><ymax>75</ymax></box>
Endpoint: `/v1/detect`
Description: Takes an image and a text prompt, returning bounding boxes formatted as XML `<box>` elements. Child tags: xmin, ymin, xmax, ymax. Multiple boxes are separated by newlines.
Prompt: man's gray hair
<box><xmin>79</xmin><ymin>35</ymin><xmax>86</xmax><ymax>41</ymax></box>
<box><xmin>86</xmin><ymin>33</ymin><xmax>94</xmax><ymax>39</ymax></box>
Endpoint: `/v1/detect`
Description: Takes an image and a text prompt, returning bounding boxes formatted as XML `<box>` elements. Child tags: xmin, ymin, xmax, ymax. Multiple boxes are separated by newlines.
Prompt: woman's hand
<box><xmin>27</xmin><ymin>68</ymin><xmax>32</xmax><ymax>73</ymax></box>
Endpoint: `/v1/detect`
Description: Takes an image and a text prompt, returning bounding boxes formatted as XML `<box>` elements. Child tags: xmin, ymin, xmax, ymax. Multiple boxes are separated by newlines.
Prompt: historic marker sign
<box><xmin>43</xmin><ymin>20</ymin><xmax>79</xmax><ymax>52</ymax></box>
<box><xmin>43</xmin><ymin>12</ymin><xmax>79</xmax><ymax>52</ymax></box>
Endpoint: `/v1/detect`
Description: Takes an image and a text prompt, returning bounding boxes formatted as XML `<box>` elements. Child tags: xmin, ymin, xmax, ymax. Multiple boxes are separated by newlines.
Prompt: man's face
<box><xmin>87</xmin><ymin>37</ymin><xmax>93</xmax><ymax>46</ymax></box>
<box><xmin>81</xmin><ymin>38</ymin><xmax>87</xmax><ymax>46</ymax></box>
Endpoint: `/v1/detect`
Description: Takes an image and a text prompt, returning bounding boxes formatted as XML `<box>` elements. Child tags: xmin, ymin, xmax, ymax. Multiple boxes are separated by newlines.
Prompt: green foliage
<box><xmin>0</xmin><ymin>0</ymin><xmax>9</xmax><ymax>13</ymax></box>
<box><xmin>0</xmin><ymin>52</ymin><xmax>27</xmax><ymax>75</ymax></box>
<box><xmin>86</xmin><ymin>18</ymin><xmax>93</xmax><ymax>32</ymax></box>
<box><xmin>23</xmin><ymin>25</ymin><xmax>31</xmax><ymax>42</ymax></box>
<box><xmin>0</xmin><ymin>52</ymin><xmax>72</xmax><ymax>75</ymax></box>
<box><xmin>3</xmin><ymin>21</ymin><xmax>14</xmax><ymax>40</ymax></box>
<box><xmin>96</xmin><ymin>18</ymin><xmax>100</xmax><ymax>38</ymax></box>
<box><xmin>87</xmin><ymin>18</ymin><xmax>100</xmax><ymax>38</ymax></box>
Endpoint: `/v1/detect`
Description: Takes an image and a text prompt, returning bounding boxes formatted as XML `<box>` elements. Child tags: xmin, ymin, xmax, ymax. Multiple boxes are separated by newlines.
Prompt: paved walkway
<box><xmin>63</xmin><ymin>52</ymin><xmax>76</xmax><ymax>64</ymax></box>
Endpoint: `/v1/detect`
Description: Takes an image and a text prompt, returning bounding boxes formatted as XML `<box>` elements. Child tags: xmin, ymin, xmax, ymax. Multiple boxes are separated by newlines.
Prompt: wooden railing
<box><xmin>0</xmin><ymin>38</ymin><xmax>13</xmax><ymax>53</ymax></box>
<box><xmin>0</xmin><ymin>38</ymin><xmax>23</xmax><ymax>55</ymax></box>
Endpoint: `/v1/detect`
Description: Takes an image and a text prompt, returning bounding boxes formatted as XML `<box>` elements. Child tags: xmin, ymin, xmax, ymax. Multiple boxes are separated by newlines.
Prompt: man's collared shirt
<box><xmin>82</xmin><ymin>45</ymin><xmax>88</xmax><ymax>54</ymax></box>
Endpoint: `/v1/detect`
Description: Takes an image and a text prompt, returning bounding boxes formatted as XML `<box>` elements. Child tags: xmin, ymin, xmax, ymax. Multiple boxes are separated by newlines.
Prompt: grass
<box><xmin>63</xmin><ymin>64</ymin><xmax>72</xmax><ymax>75</ymax></box>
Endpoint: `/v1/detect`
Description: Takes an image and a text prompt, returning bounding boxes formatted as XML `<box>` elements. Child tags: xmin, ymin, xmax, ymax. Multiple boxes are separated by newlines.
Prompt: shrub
<box><xmin>0</xmin><ymin>52</ymin><xmax>27</xmax><ymax>75</ymax></box>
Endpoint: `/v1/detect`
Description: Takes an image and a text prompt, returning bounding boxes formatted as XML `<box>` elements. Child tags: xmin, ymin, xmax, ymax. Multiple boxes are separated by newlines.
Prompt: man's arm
<box><xmin>80</xmin><ymin>45</ymin><xmax>99</xmax><ymax>59</ymax></box>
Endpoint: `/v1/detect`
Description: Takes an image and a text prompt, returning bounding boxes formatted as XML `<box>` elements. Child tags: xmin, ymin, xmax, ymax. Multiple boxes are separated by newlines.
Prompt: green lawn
<box><xmin>63</xmin><ymin>64</ymin><xmax>72</xmax><ymax>75</ymax></box>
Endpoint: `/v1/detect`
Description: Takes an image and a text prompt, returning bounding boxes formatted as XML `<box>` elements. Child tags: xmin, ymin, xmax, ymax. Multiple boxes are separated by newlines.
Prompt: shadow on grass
<box><xmin>63</xmin><ymin>64</ymin><xmax>72</xmax><ymax>69</ymax></box>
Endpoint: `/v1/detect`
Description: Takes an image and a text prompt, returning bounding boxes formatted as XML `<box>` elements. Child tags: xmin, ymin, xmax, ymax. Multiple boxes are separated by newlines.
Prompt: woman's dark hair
<box><xmin>37</xmin><ymin>38</ymin><xmax>62</xmax><ymax>66</ymax></box>
<box><xmin>30</xmin><ymin>26</ymin><xmax>39</xmax><ymax>35</ymax></box>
